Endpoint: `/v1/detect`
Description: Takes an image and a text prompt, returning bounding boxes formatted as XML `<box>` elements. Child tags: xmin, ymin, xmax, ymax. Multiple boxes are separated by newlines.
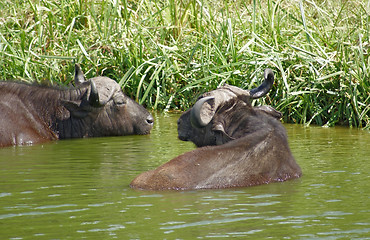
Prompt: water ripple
<box><xmin>34</xmin><ymin>204</ymin><xmax>78</xmax><ymax>210</ymax></box>
<box><xmin>87</xmin><ymin>224</ymin><xmax>125</xmax><ymax>232</ymax></box>
<box><xmin>0</xmin><ymin>208</ymin><xmax>89</xmax><ymax>220</ymax></box>
<box><xmin>234</xmin><ymin>201</ymin><xmax>280</xmax><ymax>207</ymax></box>
<box><xmin>248</xmin><ymin>194</ymin><xmax>281</xmax><ymax>199</ymax></box>
<box><xmin>0</xmin><ymin>192</ymin><xmax>12</xmax><ymax>198</ymax></box>
<box><xmin>160</xmin><ymin>216</ymin><xmax>262</xmax><ymax>230</ymax></box>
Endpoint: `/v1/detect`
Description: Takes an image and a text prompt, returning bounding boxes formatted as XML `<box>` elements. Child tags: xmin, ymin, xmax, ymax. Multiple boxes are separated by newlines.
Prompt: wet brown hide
<box><xmin>130</xmin><ymin>115</ymin><xmax>301</xmax><ymax>190</ymax></box>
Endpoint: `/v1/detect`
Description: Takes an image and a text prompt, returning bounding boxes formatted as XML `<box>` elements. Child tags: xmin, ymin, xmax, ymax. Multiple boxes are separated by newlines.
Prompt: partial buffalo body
<box><xmin>0</xmin><ymin>64</ymin><xmax>153</xmax><ymax>147</ymax></box>
<box><xmin>131</xmin><ymin>69</ymin><xmax>301</xmax><ymax>190</ymax></box>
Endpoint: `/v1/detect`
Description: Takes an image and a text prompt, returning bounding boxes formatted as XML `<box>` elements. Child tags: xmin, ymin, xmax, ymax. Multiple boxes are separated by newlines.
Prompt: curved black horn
<box><xmin>250</xmin><ymin>68</ymin><xmax>274</xmax><ymax>99</ymax></box>
<box><xmin>88</xmin><ymin>80</ymin><xmax>101</xmax><ymax>107</ymax></box>
<box><xmin>190</xmin><ymin>96</ymin><xmax>215</xmax><ymax>128</ymax></box>
<box><xmin>74</xmin><ymin>64</ymin><xmax>86</xmax><ymax>85</ymax></box>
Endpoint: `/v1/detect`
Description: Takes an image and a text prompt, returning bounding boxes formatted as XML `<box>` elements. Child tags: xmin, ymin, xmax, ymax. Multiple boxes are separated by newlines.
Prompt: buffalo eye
<box><xmin>114</xmin><ymin>96</ymin><xmax>126</xmax><ymax>106</ymax></box>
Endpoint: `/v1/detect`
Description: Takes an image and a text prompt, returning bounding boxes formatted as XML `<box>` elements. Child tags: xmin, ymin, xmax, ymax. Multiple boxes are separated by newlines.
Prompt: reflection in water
<box><xmin>0</xmin><ymin>113</ymin><xmax>369</xmax><ymax>239</ymax></box>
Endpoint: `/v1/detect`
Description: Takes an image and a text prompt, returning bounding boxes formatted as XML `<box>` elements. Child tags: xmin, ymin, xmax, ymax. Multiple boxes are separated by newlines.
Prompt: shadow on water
<box><xmin>0</xmin><ymin>112</ymin><xmax>369</xmax><ymax>239</ymax></box>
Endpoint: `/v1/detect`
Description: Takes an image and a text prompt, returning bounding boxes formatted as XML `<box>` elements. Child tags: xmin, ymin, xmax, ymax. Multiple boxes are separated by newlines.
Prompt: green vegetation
<box><xmin>0</xmin><ymin>0</ymin><xmax>369</xmax><ymax>128</ymax></box>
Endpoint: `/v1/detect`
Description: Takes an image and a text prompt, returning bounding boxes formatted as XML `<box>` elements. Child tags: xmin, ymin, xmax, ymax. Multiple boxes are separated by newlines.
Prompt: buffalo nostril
<box><xmin>146</xmin><ymin>115</ymin><xmax>154</xmax><ymax>125</ymax></box>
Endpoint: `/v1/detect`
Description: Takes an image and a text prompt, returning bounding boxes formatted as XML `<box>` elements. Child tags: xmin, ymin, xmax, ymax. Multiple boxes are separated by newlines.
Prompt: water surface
<box><xmin>0</xmin><ymin>113</ymin><xmax>369</xmax><ymax>239</ymax></box>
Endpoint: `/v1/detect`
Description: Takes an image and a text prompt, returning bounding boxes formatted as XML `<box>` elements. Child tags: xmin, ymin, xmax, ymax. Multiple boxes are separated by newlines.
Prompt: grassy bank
<box><xmin>0</xmin><ymin>0</ymin><xmax>369</xmax><ymax>128</ymax></box>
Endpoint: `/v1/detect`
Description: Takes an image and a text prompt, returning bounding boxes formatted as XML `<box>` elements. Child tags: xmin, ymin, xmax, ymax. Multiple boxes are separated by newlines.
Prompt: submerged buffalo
<box><xmin>130</xmin><ymin>69</ymin><xmax>301</xmax><ymax>190</ymax></box>
<box><xmin>0</xmin><ymin>64</ymin><xmax>153</xmax><ymax>147</ymax></box>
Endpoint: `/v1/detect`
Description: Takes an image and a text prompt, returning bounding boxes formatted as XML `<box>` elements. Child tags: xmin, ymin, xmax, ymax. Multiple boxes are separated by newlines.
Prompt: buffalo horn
<box><xmin>74</xmin><ymin>64</ymin><xmax>86</xmax><ymax>85</ymax></box>
<box><xmin>190</xmin><ymin>96</ymin><xmax>215</xmax><ymax>128</ymax></box>
<box><xmin>249</xmin><ymin>68</ymin><xmax>274</xmax><ymax>99</ymax></box>
<box><xmin>88</xmin><ymin>80</ymin><xmax>101</xmax><ymax>107</ymax></box>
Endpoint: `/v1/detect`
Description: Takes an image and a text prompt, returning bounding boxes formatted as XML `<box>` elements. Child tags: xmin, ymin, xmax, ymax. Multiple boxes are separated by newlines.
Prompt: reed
<box><xmin>0</xmin><ymin>0</ymin><xmax>368</xmax><ymax>128</ymax></box>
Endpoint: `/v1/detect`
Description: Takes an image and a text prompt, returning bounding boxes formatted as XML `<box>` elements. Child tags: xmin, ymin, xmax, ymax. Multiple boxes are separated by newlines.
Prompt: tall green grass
<box><xmin>0</xmin><ymin>0</ymin><xmax>369</xmax><ymax>128</ymax></box>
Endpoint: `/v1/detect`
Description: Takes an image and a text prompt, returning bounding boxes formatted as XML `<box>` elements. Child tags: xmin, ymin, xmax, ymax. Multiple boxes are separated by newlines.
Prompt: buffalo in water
<box><xmin>0</xmin><ymin>64</ymin><xmax>153</xmax><ymax>147</ymax></box>
<box><xmin>131</xmin><ymin>69</ymin><xmax>301</xmax><ymax>190</ymax></box>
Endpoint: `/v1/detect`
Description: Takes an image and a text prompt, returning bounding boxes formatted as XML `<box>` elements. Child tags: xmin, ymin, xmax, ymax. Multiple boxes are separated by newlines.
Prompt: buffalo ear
<box><xmin>212</xmin><ymin>123</ymin><xmax>235</xmax><ymax>145</ymax></box>
<box><xmin>190</xmin><ymin>96</ymin><xmax>216</xmax><ymax>128</ymax></box>
<box><xmin>256</xmin><ymin>105</ymin><xmax>282</xmax><ymax>119</ymax></box>
<box><xmin>74</xmin><ymin>64</ymin><xmax>86</xmax><ymax>85</ymax></box>
<box><xmin>61</xmin><ymin>100</ymin><xmax>89</xmax><ymax>118</ymax></box>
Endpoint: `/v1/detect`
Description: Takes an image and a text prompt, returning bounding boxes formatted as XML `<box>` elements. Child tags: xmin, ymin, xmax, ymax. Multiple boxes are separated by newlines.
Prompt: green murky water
<box><xmin>0</xmin><ymin>113</ymin><xmax>369</xmax><ymax>239</ymax></box>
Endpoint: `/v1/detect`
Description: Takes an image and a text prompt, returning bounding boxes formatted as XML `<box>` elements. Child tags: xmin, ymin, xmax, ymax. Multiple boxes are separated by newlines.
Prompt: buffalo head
<box><xmin>178</xmin><ymin>69</ymin><xmax>280</xmax><ymax>147</ymax></box>
<box><xmin>60</xmin><ymin>64</ymin><xmax>154</xmax><ymax>137</ymax></box>
<box><xmin>130</xmin><ymin>69</ymin><xmax>301</xmax><ymax>190</ymax></box>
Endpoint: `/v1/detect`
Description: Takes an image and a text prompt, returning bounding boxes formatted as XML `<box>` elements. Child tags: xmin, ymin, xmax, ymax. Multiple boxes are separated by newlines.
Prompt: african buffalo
<box><xmin>130</xmin><ymin>69</ymin><xmax>301</xmax><ymax>190</ymax></box>
<box><xmin>0</xmin><ymin>64</ymin><xmax>153</xmax><ymax>147</ymax></box>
